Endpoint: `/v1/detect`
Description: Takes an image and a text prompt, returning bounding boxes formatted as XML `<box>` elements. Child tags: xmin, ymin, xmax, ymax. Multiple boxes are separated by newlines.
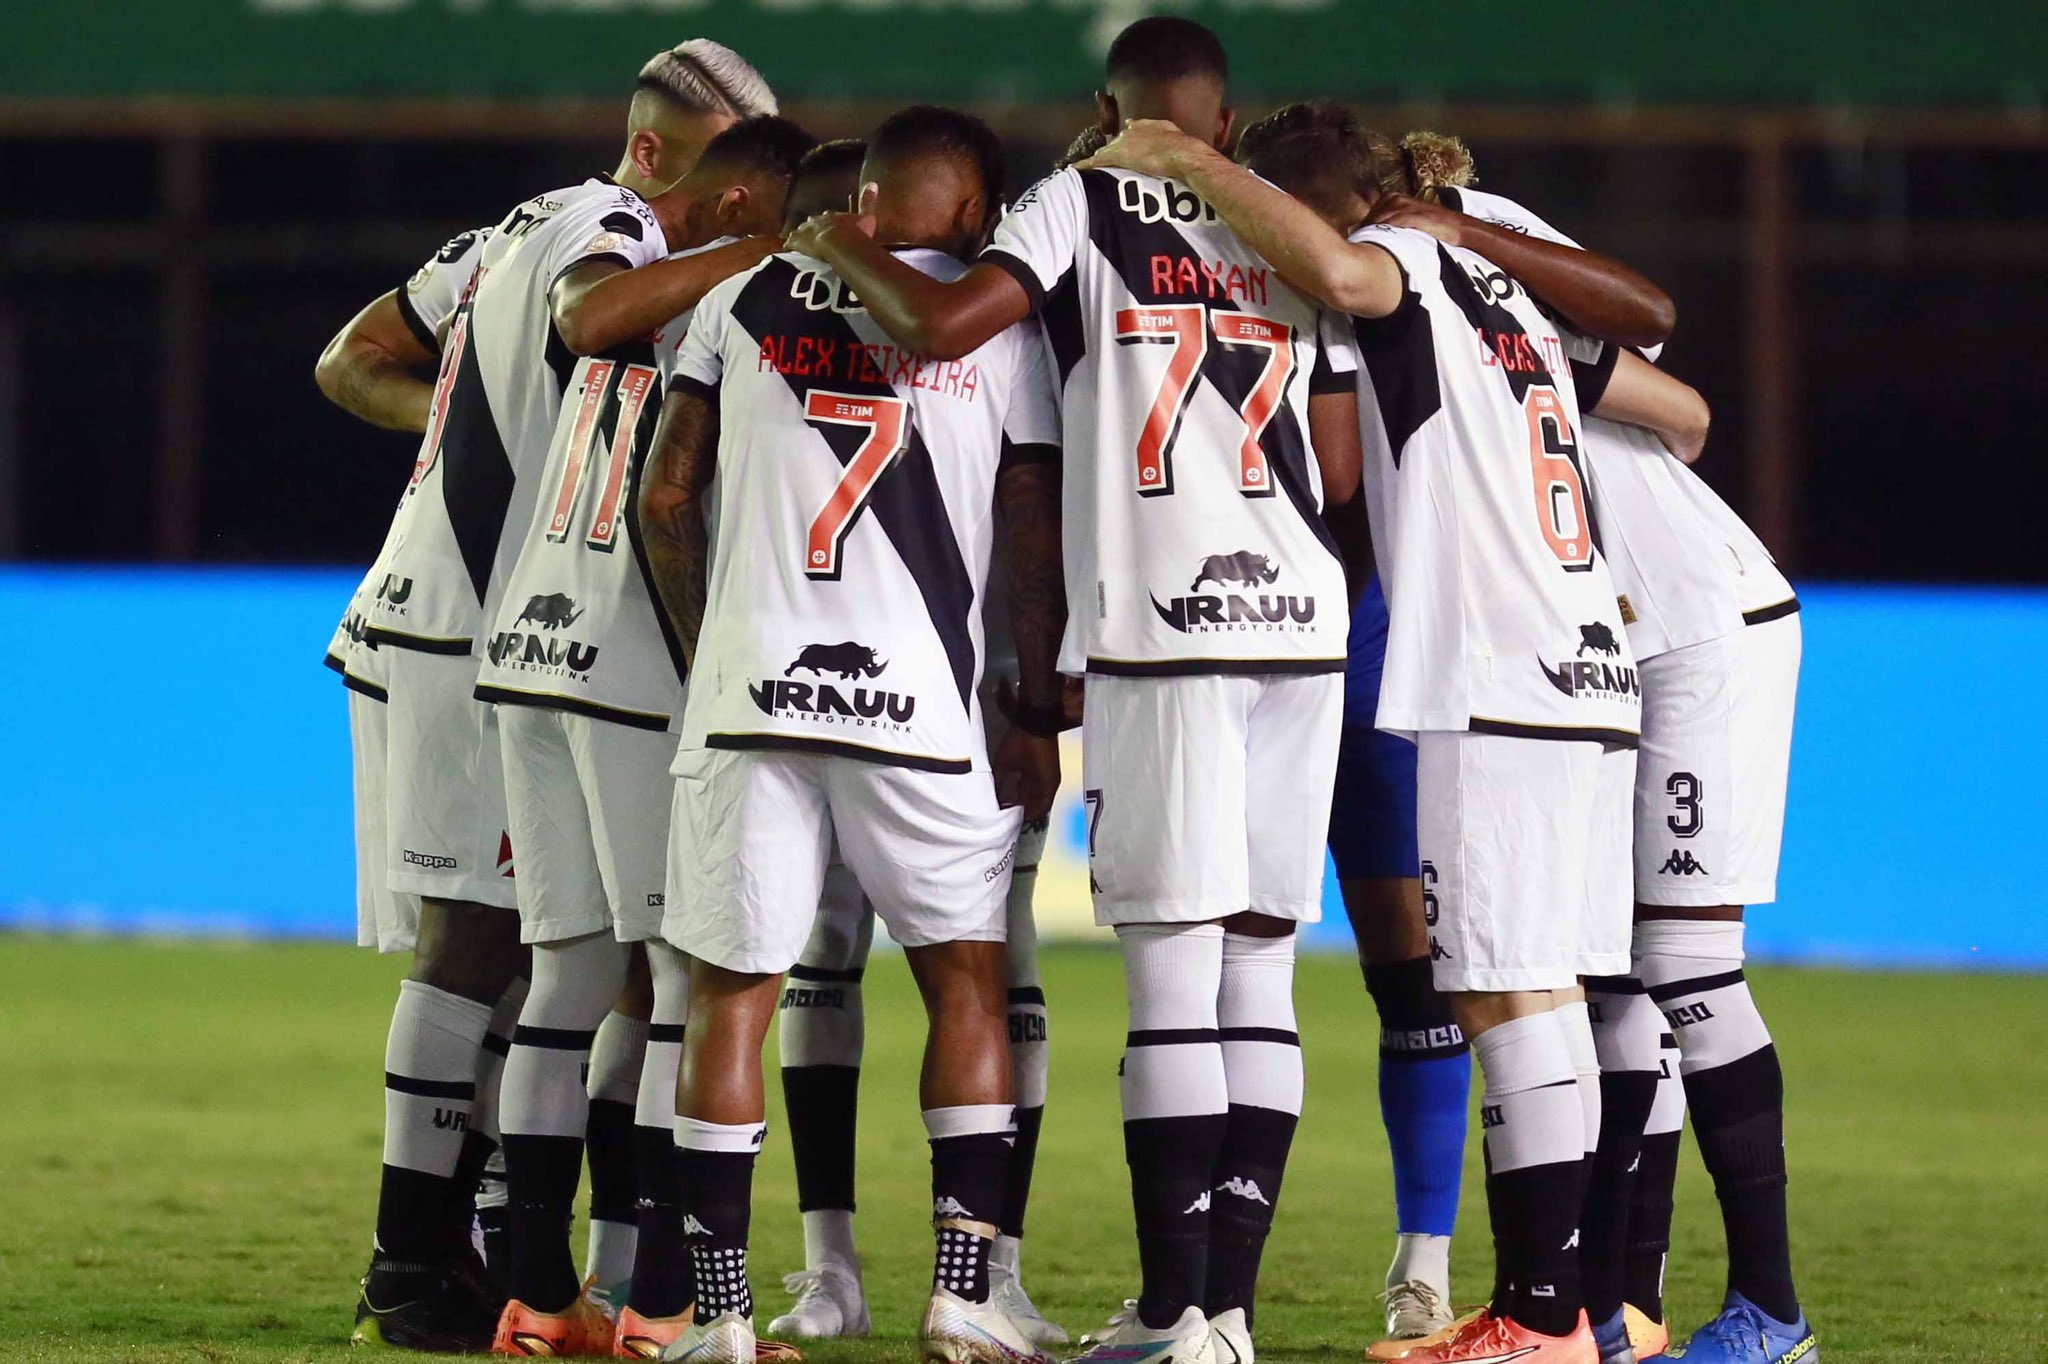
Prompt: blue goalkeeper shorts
<box><xmin>1328</xmin><ymin>574</ymin><xmax>1420</xmax><ymax>882</ymax></box>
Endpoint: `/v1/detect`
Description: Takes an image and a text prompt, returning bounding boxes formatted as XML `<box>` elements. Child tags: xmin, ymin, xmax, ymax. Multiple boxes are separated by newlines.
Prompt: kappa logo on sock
<box><xmin>683</xmin><ymin>1214</ymin><xmax>712</xmax><ymax>1236</ymax></box>
<box><xmin>1562</xmin><ymin>1228</ymin><xmax>1580</xmax><ymax>1250</ymax></box>
<box><xmin>933</xmin><ymin>1196</ymin><xmax>974</xmax><ymax>1219</ymax></box>
<box><xmin>1529</xmin><ymin>1283</ymin><xmax>1557</xmax><ymax>1298</ymax></box>
<box><xmin>1182</xmin><ymin>1190</ymin><xmax>1212</xmax><ymax>1214</ymax></box>
<box><xmin>1216</xmin><ymin>1176</ymin><xmax>1271</xmax><ymax>1206</ymax></box>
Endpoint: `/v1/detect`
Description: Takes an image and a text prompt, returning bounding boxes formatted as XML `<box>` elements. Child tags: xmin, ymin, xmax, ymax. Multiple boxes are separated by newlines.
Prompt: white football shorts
<box><xmin>1081</xmin><ymin>672</ymin><xmax>1341</xmax><ymax>926</ymax></box>
<box><xmin>662</xmin><ymin>746</ymin><xmax>1024</xmax><ymax>975</ymax></box>
<box><xmin>347</xmin><ymin>687</ymin><xmax>421</xmax><ymax>953</ymax></box>
<box><xmin>1418</xmin><ymin>730</ymin><xmax>1636</xmax><ymax>992</ymax></box>
<box><xmin>1634</xmin><ymin>611</ymin><xmax>1800</xmax><ymax>907</ymax></box>
<box><xmin>384</xmin><ymin>646</ymin><xmax>517</xmax><ymax>910</ymax></box>
<box><xmin>499</xmin><ymin>704</ymin><xmax>674</xmax><ymax>945</ymax></box>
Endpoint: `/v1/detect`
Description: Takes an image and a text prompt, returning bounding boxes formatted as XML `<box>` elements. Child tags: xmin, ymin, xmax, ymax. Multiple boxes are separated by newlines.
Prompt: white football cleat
<box><xmin>767</xmin><ymin>1265</ymin><xmax>870</xmax><ymax>1340</ymax></box>
<box><xmin>919</xmin><ymin>1285</ymin><xmax>1058</xmax><ymax>1364</ymax></box>
<box><xmin>1208</xmin><ymin>1308</ymin><xmax>1253</xmax><ymax>1364</ymax></box>
<box><xmin>1383</xmin><ymin>1279</ymin><xmax>1455</xmax><ymax>1342</ymax></box>
<box><xmin>658</xmin><ymin>1309</ymin><xmax>755</xmax><ymax>1364</ymax></box>
<box><xmin>991</xmin><ymin>1263</ymin><xmax>1069</xmax><ymax>1347</ymax></box>
<box><xmin>1065</xmin><ymin>1304</ymin><xmax>1216</xmax><ymax>1364</ymax></box>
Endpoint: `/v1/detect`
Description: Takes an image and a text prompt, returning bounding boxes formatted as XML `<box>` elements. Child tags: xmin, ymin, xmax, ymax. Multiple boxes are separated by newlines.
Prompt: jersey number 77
<box><xmin>1116</xmin><ymin>304</ymin><xmax>1295</xmax><ymax>499</ymax></box>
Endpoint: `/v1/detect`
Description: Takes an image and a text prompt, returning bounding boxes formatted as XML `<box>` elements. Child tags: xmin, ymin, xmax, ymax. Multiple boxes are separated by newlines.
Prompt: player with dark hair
<box><xmin>640</xmin><ymin>102</ymin><xmax>1067</xmax><ymax>1364</ymax></box>
<box><xmin>1081</xmin><ymin>108</ymin><xmax>1707</xmax><ymax>1364</ymax></box>
<box><xmin>781</xmin><ymin>140</ymin><xmax>870</xmax><ymax>230</ymax></box>
<box><xmin>790</xmin><ymin>23</ymin><xmax>1369</xmax><ymax>1364</ymax></box>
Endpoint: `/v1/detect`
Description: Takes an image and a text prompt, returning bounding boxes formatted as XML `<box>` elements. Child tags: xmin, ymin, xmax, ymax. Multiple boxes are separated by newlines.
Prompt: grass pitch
<box><xmin>4</xmin><ymin>937</ymin><xmax>2045</xmax><ymax>1362</ymax></box>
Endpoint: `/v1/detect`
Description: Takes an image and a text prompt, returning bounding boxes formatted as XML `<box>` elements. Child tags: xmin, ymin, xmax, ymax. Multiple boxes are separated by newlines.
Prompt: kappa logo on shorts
<box><xmin>1153</xmin><ymin>551</ymin><xmax>1316</xmax><ymax>635</ymax></box>
<box><xmin>983</xmin><ymin>843</ymin><xmax>1017</xmax><ymax>884</ymax></box>
<box><xmin>402</xmin><ymin>849</ymin><xmax>457</xmax><ymax>871</ymax></box>
<box><xmin>1658</xmin><ymin>849</ymin><xmax>1709</xmax><ymax>876</ymax></box>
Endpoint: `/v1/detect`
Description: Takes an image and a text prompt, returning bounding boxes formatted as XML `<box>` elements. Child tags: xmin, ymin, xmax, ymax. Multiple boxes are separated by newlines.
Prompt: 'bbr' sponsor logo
<box><xmin>1117</xmin><ymin>176</ymin><xmax>1222</xmax><ymax>226</ymax></box>
<box><xmin>789</xmin><ymin>268</ymin><xmax>864</xmax><ymax>314</ymax></box>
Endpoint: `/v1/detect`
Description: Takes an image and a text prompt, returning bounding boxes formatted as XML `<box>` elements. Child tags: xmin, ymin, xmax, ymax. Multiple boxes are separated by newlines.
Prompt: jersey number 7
<box><xmin>803</xmin><ymin>390</ymin><xmax>911</xmax><ymax>580</ymax></box>
<box><xmin>1116</xmin><ymin>305</ymin><xmax>1295</xmax><ymax>499</ymax></box>
<box><xmin>543</xmin><ymin>359</ymin><xmax>660</xmax><ymax>552</ymax></box>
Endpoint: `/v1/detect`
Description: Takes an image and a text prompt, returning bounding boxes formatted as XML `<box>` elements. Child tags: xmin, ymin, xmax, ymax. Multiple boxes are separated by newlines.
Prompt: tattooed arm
<box><xmin>313</xmin><ymin>290</ymin><xmax>438</xmax><ymax>433</ymax></box>
<box><xmin>637</xmin><ymin>385</ymin><xmax>720</xmax><ymax>668</ymax></box>
<box><xmin>990</xmin><ymin>448</ymin><xmax>1067</xmax><ymax>821</ymax></box>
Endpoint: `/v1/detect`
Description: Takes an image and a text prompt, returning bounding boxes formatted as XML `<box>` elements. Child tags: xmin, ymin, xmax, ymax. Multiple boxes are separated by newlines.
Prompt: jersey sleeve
<box><xmin>1449</xmin><ymin>188</ymin><xmax>1581</xmax><ymax>250</ymax></box>
<box><xmin>397</xmin><ymin>226</ymin><xmax>490</xmax><ymax>352</ymax></box>
<box><xmin>998</xmin><ymin>322</ymin><xmax>1062</xmax><ymax>461</ymax></box>
<box><xmin>547</xmin><ymin>189</ymin><xmax>667</xmax><ymax>293</ymax></box>
<box><xmin>1561</xmin><ymin>328</ymin><xmax>1621</xmax><ymax>410</ymax></box>
<box><xmin>981</xmin><ymin>169</ymin><xmax>1088</xmax><ymax>314</ymax></box>
<box><xmin>1310</xmin><ymin>309</ymin><xmax>1362</xmax><ymax>394</ymax></box>
<box><xmin>667</xmin><ymin>275</ymin><xmax>736</xmax><ymax>401</ymax></box>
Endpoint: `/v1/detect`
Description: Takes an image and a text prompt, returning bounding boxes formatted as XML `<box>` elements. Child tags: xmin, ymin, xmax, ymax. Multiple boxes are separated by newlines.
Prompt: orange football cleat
<box><xmin>612</xmin><ymin>1306</ymin><xmax>694</xmax><ymax>1359</ymax></box>
<box><xmin>1399</xmin><ymin>1308</ymin><xmax>1597</xmax><ymax>1364</ymax></box>
<box><xmin>492</xmin><ymin>1280</ymin><xmax>618</xmax><ymax>1357</ymax></box>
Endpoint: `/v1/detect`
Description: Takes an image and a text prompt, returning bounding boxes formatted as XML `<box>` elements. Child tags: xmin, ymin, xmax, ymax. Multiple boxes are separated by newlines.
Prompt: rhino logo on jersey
<box><xmin>1192</xmin><ymin>551</ymin><xmax>1281</xmax><ymax>590</ymax></box>
<box><xmin>517</xmin><ymin>593</ymin><xmax>584</xmax><ymax>630</ymax></box>
<box><xmin>1576</xmin><ymin>621</ymin><xmax>1622</xmax><ymax>656</ymax></box>
<box><xmin>785</xmin><ymin>641</ymin><xmax>887</xmax><ymax>680</ymax></box>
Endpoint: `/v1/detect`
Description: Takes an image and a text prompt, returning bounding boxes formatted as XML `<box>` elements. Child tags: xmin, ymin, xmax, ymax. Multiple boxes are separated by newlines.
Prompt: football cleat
<box><xmin>1665</xmin><ymin>1294</ymin><xmax>1816</xmax><ymax>1364</ymax></box>
<box><xmin>920</xmin><ymin>1285</ymin><xmax>1059</xmax><ymax>1364</ymax></box>
<box><xmin>1208</xmin><ymin>1307</ymin><xmax>1253</xmax><ymax>1364</ymax></box>
<box><xmin>492</xmin><ymin>1278</ymin><xmax>618</xmax><ymax>1356</ymax></box>
<box><xmin>1369</xmin><ymin>1281</ymin><xmax>1458</xmax><ymax>1358</ymax></box>
<box><xmin>658</xmin><ymin>1310</ymin><xmax>755</xmax><ymax>1364</ymax></box>
<box><xmin>1399</xmin><ymin>1308</ymin><xmax>1597</xmax><ymax>1363</ymax></box>
<box><xmin>992</xmin><ymin>1262</ymin><xmax>1069</xmax><ymax>1348</ymax></box>
<box><xmin>1592</xmin><ymin>1309</ymin><xmax>1637</xmax><ymax>1364</ymax></box>
<box><xmin>614</xmin><ymin>1306</ymin><xmax>695</xmax><ymax>1359</ymax></box>
<box><xmin>1065</xmin><ymin>1303</ymin><xmax>1216</xmax><ymax>1364</ymax></box>
<box><xmin>1622</xmin><ymin>1306</ymin><xmax>1667</xmax><ymax>1361</ymax></box>
<box><xmin>352</xmin><ymin>1267</ymin><xmax>498</xmax><ymax>1353</ymax></box>
<box><xmin>767</xmin><ymin>1265</ymin><xmax>870</xmax><ymax>1339</ymax></box>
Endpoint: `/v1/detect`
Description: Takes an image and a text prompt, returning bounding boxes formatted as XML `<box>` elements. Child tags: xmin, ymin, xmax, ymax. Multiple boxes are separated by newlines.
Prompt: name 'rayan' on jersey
<box><xmin>1346</xmin><ymin>222</ymin><xmax>1641</xmax><ymax>744</ymax></box>
<box><xmin>359</xmin><ymin>177</ymin><xmax>669</xmax><ymax>658</ymax></box>
<box><xmin>668</xmin><ymin>248</ymin><xmax>1060</xmax><ymax>774</ymax></box>
<box><xmin>979</xmin><ymin>167</ymin><xmax>1359</xmax><ymax>677</ymax></box>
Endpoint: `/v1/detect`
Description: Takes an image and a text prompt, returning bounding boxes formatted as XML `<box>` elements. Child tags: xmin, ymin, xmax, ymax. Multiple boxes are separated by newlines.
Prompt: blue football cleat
<box><xmin>1667</xmin><ymin>1292</ymin><xmax>1817</xmax><ymax>1363</ymax></box>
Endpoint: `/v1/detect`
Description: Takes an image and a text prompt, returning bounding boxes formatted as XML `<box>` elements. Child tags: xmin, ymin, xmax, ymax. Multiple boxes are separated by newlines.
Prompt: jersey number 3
<box><xmin>1116</xmin><ymin>305</ymin><xmax>1294</xmax><ymax>499</ymax></box>
<box><xmin>804</xmin><ymin>390</ymin><xmax>911</xmax><ymax>580</ymax></box>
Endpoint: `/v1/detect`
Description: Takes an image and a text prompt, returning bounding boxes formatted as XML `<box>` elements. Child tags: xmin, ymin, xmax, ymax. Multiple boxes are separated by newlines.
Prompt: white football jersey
<box><xmin>360</xmin><ymin>178</ymin><xmax>669</xmax><ymax>657</ymax></box>
<box><xmin>1347</xmin><ymin>223</ymin><xmax>1640</xmax><ymax>743</ymax></box>
<box><xmin>474</xmin><ymin>240</ymin><xmax>741</xmax><ymax>731</ymax></box>
<box><xmin>326</xmin><ymin>225</ymin><xmax>492</xmax><ymax>697</ymax></box>
<box><xmin>669</xmin><ymin>248</ymin><xmax>1060</xmax><ymax>773</ymax></box>
<box><xmin>981</xmin><ymin>167</ymin><xmax>1356</xmax><ymax>677</ymax></box>
<box><xmin>1442</xmin><ymin>188</ymin><xmax>1795</xmax><ymax>653</ymax></box>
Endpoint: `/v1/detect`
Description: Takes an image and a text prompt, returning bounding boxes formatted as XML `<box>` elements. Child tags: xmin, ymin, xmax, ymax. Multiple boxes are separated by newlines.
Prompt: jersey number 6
<box><xmin>803</xmin><ymin>390</ymin><xmax>911</xmax><ymax>581</ymax></box>
<box><xmin>1116</xmin><ymin>305</ymin><xmax>1294</xmax><ymax>499</ymax></box>
<box><xmin>1523</xmin><ymin>384</ymin><xmax>1593</xmax><ymax>572</ymax></box>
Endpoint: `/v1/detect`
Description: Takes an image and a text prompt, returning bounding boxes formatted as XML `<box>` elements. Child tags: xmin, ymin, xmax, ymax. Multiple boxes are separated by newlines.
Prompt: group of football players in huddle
<box><xmin>315</xmin><ymin>16</ymin><xmax>1815</xmax><ymax>1364</ymax></box>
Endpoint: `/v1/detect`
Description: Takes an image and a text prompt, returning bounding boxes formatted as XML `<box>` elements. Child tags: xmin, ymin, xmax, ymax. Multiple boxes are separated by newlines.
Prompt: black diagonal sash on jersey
<box><xmin>438</xmin><ymin>299</ymin><xmax>516</xmax><ymax>608</ymax></box>
<box><xmin>729</xmin><ymin>258</ymin><xmax>980</xmax><ymax>708</ymax></box>
<box><xmin>1347</xmin><ymin>283</ymin><xmax>1444</xmax><ymax>470</ymax></box>
<box><xmin>1074</xmin><ymin>170</ymin><xmax>1339</xmax><ymax>560</ymax></box>
<box><xmin>1434</xmin><ymin>245</ymin><xmax>1604</xmax><ymax>556</ymax></box>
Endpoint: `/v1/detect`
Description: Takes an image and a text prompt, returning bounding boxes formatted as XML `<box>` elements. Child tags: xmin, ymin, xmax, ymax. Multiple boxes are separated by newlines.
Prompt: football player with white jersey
<box><xmin>792</xmin><ymin>25</ymin><xmax>1367</xmax><ymax>1364</ymax></box>
<box><xmin>1418</xmin><ymin>187</ymin><xmax>1814</xmax><ymax>1364</ymax></box>
<box><xmin>346</xmin><ymin>41</ymin><xmax>787</xmax><ymax>1354</ymax></box>
<box><xmin>638</xmin><ymin>106</ymin><xmax>1068</xmax><ymax>1364</ymax></box>
<box><xmin>752</xmin><ymin>138</ymin><xmax>1067</xmax><ymax>1351</ymax></box>
<box><xmin>1081</xmin><ymin>110</ymin><xmax>1709</xmax><ymax>1364</ymax></box>
<box><xmin>475</xmin><ymin>118</ymin><xmax>815</xmax><ymax>1360</ymax></box>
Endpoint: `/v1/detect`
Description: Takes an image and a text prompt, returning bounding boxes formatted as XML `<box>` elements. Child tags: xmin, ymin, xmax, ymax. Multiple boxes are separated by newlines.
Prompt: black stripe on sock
<box><xmin>1584</xmin><ymin>974</ymin><xmax>1645</xmax><ymax>995</ymax></box>
<box><xmin>511</xmin><ymin>1025</ymin><xmax>600</xmax><ymax>1050</ymax></box>
<box><xmin>385</xmin><ymin>1073</ymin><xmax>476</xmax><ymax>1100</ymax></box>
<box><xmin>482</xmin><ymin>1032</ymin><xmax>512</xmax><ymax>1057</ymax></box>
<box><xmin>1647</xmin><ymin>968</ymin><xmax>1746</xmax><ymax>1003</ymax></box>
<box><xmin>787</xmin><ymin>964</ymin><xmax>866</xmax><ymax>984</ymax></box>
<box><xmin>1219</xmin><ymin>1026</ymin><xmax>1300</xmax><ymax>1047</ymax></box>
<box><xmin>1127</xmin><ymin>1027</ymin><xmax>1221</xmax><ymax>1048</ymax></box>
<box><xmin>1008</xmin><ymin>986</ymin><xmax>1047</xmax><ymax>1007</ymax></box>
<box><xmin>648</xmin><ymin>1023</ymin><xmax>686</xmax><ymax>1045</ymax></box>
